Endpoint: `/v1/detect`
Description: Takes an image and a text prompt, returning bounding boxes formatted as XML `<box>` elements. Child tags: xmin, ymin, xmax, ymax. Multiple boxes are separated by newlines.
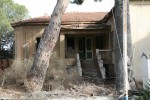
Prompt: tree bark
<box><xmin>24</xmin><ymin>0</ymin><xmax>69</xmax><ymax>92</ymax></box>
<box><xmin>115</xmin><ymin>0</ymin><xmax>131</xmax><ymax>95</ymax></box>
<box><xmin>114</xmin><ymin>0</ymin><xmax>124</xmax><ymax>94</ymax></box>
<box><xmin>127</xmin><ymin>0</ymin><xmax>133</xmax><ymax>60</ymax></box>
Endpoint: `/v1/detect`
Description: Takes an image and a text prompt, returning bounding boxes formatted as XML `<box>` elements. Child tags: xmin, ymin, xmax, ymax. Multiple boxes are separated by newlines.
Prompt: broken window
<box><xmin>66</xmin><ymin>37</ymin><xmax>75</xmax><ymax>58</ymax></box>
<box><xmin>96</xmin><ymin>36</ymin><xmax>103</xmax><ymax>49</ymax></box>
<box><xmin>36</xmin><ymin>37</ymin><xmax>41</xmax><ymax>50</ymax></box>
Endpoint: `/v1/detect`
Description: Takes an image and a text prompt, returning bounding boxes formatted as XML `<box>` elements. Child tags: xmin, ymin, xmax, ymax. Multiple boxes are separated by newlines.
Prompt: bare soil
<box><xmin>0</xmin><ymin>79</ymin><xmax>116</xmax><ymax>99</ymax></box>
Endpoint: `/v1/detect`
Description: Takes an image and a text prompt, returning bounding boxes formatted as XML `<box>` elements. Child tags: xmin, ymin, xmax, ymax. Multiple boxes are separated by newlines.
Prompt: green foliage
<box><xmin>0</xmin><ymin>0</ymin><xmax>28</xmax><ymax>51</ymax></box>
<box><xmin>129</xmin><ymin>81</ymin><xmax>150</xmax><ymax>100</ymax></box>
<box><xmin>71</xmin><ymin>0</ymin><xmax>84</xmax><ymax>5</ymax></box>
<box><xmin>0</xmin><ymin>8</ymin><xmax>13</xmax><ymax>36</ymax></box>
<box><xmin>136</xmin><ymin>80</ymin><xmax>150</xmax><ymax>100</ymax></box>
<box><xmin>94</xmin><ymin>0</ymin><xmax>102</xmax><ymax>2</ymax></box>
<box><xmin>71</xmin><ymin>0</ymin><xmax>102</xmax><ymax>5</ymax></box>
<box><xmin>0</xmin><ymin>0</ymin><xmax>28</xmax><ymax>22</ymax></box>
<box><xmin>0</xmin><ymin>0</ymin><xmax>28</xmax><ymax>37</ymax></box>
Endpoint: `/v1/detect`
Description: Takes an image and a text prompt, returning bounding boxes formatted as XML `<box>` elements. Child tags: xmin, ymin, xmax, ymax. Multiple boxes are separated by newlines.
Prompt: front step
<box><xmin>81</xmin><ymin>60</ymin><xmax>101</xmax><ymax>79</ymax></box>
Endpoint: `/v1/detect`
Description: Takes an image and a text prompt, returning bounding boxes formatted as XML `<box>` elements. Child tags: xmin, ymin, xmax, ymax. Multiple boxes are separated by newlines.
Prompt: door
<box><xmin>78</xmin><ymin>37</ymin><xmax>93</xmax><ymax>60</ymax></box>
<box><xmin>78</xmin><ymin>37</ymin><xmax>85</xmax><ymax>60</ymax></box>
<box><xmin>85</xmin><ymin>37</ymin><xmax>93</xmax><ymax>60</ymax></box>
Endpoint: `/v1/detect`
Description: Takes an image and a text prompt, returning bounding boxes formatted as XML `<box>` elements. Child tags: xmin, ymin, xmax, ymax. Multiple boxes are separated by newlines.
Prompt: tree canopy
<box><xmin>0</xmin><ymin>0</ymin><xmax>28</xmax><ymax>36</ymax></box>
<box><xmin>71</xmin><ymin>0</ymin><xmax>102</xmax><ymax>5</ymax></box>
<box><xmin>0</xmin><ymin>0</ymin><xmax>29</xmax><ymax>58</ymax></box>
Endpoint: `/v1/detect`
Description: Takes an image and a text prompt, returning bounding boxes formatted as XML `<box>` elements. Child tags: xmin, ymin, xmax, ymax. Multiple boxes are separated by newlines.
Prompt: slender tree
<box><xmin>25</xmin><ymin>0</ymin><xmax>69</xmax><ymax>91</ymax></box>
<box><xmin>127</xmin><ymin>0</ymin><xmax>132</xmax><ymax>60</ymax></box>
<box><xmin>114</xmin><ymin>0</ymin><xmax>124</xmax><ymax>94</ymax></box>
<box><xmin>114</xmin><ymin>0</ymin><xmax>132</xmax><ymax>95</ymax></box>
<box><xmin>25</xmin><ymin>0</ymin><xmax>103</xmax><ymax>92</ymax></box>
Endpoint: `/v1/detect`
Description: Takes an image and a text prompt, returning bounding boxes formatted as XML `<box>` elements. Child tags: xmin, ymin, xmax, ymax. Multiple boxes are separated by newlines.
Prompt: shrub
<box><xmin>44</xmin><ymin>52</ymin><xmax>83</xmax><ymax>91</ymax></box>
<box><xmin>1</xmin><ymin>58</ymin><xmax>33</xmax><ymax>85</ymax></box>
<box><xmin>130</xmin><ymin>80</ymin><xmax>150</xmax><ymax>100</ymax></box>
<box><xmin>136</xmin><ymin>80</ymin><xmax>150</xmax><ymax>100</ymax></box>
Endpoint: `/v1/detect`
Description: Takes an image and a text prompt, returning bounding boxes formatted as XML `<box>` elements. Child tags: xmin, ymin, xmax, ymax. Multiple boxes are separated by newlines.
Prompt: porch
<box><xmin>59</xmin><ymin>28</ymin><xmax>115</xmax><ymax>79</ymax></box>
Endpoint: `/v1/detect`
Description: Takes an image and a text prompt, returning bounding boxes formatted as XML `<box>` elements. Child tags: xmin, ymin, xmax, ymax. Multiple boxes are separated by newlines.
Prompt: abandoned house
<box><xmin>12</xmin><ymin>12</ymin><xmax>115</xmax><ymax>79</ymax></box>
<box><xmin>12</xmin><ymin>0</ymin><xmax>150</xmax><ymax>82</ymax></box>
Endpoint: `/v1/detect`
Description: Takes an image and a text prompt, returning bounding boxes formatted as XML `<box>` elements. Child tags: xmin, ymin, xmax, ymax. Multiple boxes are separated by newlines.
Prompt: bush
<box><xmin>1</xmin><ymin>58</ymin><xmax>33</xmax><ymax>86</ymax></box>
<box><xmin>135</xmin><ymin>80</ymin><xmax>150</xmax><ymax>100</ymax></box>
<box><xmin>44</xmin><ymin>53</ymin><xmax>83</xmax><ymax>91</ymax></box>
<box><xmin>1</xmin><ymin>52</ymin><xmax>82</xmax><ymax>91</ymax></box>
<box><xmin>131</xmin><ymin>80</ymin><xmax>150</xmax><ymax>100</ymax></box>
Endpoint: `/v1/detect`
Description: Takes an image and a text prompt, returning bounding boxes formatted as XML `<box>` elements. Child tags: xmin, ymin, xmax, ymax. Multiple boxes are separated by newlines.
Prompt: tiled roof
<box><xmin>62</xmin><ymin>12</ymin><xmax>107</xmax><ymax>22</ymax></box>
<box><xmin>12</xmin><ymin>12</ymin><xmax>107</xmax><ymax>27</ymax></box>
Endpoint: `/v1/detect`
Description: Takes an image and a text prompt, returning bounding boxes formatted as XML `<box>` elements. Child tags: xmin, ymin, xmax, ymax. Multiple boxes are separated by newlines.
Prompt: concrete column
<box><xmin>60</xmin><ymin>34</ymin><xmax>65</xmax><ymax>59</ymax></box>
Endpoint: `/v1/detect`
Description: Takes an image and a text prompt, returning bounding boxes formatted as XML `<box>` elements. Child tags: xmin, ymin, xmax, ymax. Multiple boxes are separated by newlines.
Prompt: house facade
<box><xmin>12</xmin><ymin>0</ymin><xmax>150</xmax><ymax>82</ymax></box>
<box><xmin>12</xmin><ymin>12</ymin><xmax>115</xmax><ymax>78</ymax></box>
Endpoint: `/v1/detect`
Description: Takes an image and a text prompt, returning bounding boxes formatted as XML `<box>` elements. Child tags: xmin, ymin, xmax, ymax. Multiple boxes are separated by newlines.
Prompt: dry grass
<box><xmin>1</xmin><ymin>59</ymin><xmax>33</xmax><ymax>86</ymax></box>
<box><xmin>44</xmin><ymin>53</ymin><xmax>83</xmax><ymax>91</ymax></box>
<box><xmin>0</xmin><ymin>52</ymin><xmax>115</xmax><ymax>99</ymax></box>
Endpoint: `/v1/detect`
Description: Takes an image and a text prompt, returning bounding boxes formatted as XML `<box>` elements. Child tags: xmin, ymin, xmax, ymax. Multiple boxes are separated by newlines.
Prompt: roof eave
<box><xmin>11</xmin><ymin>20</ymin><xmax>104</xmax><ymax>28</ymax></box>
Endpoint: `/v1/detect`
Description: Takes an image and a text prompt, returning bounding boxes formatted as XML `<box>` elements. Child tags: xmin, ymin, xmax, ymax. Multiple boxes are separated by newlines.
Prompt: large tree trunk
<box><xmin>24</xmin><ymin>0</ymin><xmax>69</xmax><ymax>92</ymax></box>
<box><xmin>115</xmin><ymin>0</ymin><xmax>131</xmax><ymax>95</ymax></box>
<box><xmin>114</xmin><ymin>0</ymin><xmax>124</xmax><ymax>94</ymax></box>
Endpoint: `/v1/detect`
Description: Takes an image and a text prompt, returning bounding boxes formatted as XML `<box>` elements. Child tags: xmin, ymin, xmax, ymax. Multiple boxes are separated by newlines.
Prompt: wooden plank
<box><xmin>98</xmin><ymin>50</ymin><xmax>111</xmax><ymax>52</ymax></box>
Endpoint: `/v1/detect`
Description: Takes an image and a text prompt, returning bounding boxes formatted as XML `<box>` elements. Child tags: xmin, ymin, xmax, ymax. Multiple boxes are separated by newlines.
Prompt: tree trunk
<box><xmin>115</xmin><ymin>0</ymin><xmax>131</xmax><ymax>95</ymax></box>
<box><xmin>127</xmin><ymin>0</ymin><xmax>133</xmax><ymax>60</ymax></box>
<box><xmin>114</xmin><ymin>0</ymin><xmax>124</xmax><ymax>94</ymax></box>
<box><xmin>24</xmin><ymin>0</ymin><xmax>69</xmax><ymax>92</ymax></box>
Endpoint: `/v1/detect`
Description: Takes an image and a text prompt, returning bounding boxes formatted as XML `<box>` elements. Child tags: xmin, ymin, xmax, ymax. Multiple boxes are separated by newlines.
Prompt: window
<box><xmin>36</xmin><ymin>37</ymin><xmax>41</xmax><ymax>50</ymax></box>
<box><xmin>66</xmin><ymin>37</ymin><xmax>75</xmax><ymax>58</ymax></box>
<box><xmin>96</xmin><ymin>36</ymin><xmax>103</xmax><ymax>49</ymax></box>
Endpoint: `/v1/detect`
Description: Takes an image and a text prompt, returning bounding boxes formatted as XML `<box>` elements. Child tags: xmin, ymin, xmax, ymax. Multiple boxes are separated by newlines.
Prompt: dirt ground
<box><xmin>0</xmin><ymin>79</ymin><xmax>116</xmax><ymax>99</ymax></box>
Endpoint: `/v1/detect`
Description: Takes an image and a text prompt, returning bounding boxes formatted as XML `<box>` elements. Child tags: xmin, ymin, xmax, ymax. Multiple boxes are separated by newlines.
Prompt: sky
<box><xmin>13</xmin><ymin>0</ymin><xmax>114</xmax><ymax>18</ymax></box>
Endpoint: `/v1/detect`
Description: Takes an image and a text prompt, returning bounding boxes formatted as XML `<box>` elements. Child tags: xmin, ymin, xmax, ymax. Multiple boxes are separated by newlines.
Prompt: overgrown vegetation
<box><xmin>0</xmin><ymin>58</ymin><xmax>33</xmax><ymax>90</ymax></box>
<box><xmin>44</xmin><ymin>53</ymin><xmax>83</xmax><ymax>91</ymax></box>
<box><xmin>0</xmin><ymin>53</ymin><xmax>115</xmax><ymax>99</ymax></box>
<box><xmin>135</xmin><ymin>80</ymin><xmax>150</xmax><ymax>100</ymax></box>
<box><xmin>0</xmin><ymin>0</ymin><xmax>29</xmax><ymax>57</ymax></box>
<box><xmin>129</xmin><ymin>80</ymin><xmax>150</xmax><ymax>100</ymax></box>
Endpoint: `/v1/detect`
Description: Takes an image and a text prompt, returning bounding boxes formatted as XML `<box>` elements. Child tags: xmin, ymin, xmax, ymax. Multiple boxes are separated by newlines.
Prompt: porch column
<box><xmin>60</xmin><ymin>34</ymin><xmax>65</xmax><ymax>59</ymax></box>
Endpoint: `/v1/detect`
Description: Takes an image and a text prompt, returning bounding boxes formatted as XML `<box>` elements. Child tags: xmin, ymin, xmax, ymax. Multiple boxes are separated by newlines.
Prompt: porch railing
<box><xmin>96</xmin><ymin>49</ymin><xmax>108</xmax><ymax>79</ymax></box>
<box><xmin>76</xmin><ymin>53</ymin><xmax>82</xmax><ymax>76</ymax></box>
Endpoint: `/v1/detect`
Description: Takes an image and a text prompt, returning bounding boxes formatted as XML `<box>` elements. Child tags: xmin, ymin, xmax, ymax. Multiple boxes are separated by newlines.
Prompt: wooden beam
<box><xmin>76</xmin><ymin>53</ymin><xmax>82</xmax><ymax>76</ymax></box>
<box><xmin>60</xmin><ymin>34</ymin><xmax>65</xmax><ymax>59</ymax></box>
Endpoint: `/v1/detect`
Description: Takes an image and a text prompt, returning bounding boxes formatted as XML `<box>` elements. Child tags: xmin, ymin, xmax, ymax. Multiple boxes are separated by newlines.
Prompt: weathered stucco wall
<box><xmin>14</xmin><ymin>26</ymin><xmax>24</xmax><ymax>59</ymax></box>
<box><xmin>14</xmin><ymin>24</ymin><xmax>110</xmax><ymax>67</ymax></box>
<box><xmin>14</xmin><ymin>25</ymin><xmax>60</xmax><ymax>60</ymax></box>
<box><xmin>130</xmin><ymin>1</ymin><xmax>150</xmax><ymax>82</ymax></box>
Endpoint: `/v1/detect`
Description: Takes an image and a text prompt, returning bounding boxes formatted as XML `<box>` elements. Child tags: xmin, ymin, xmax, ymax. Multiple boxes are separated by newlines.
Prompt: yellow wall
<box><xmin>130</xmin><ymin>1</ymin><xmax>150</xmax><ymax>82</ymax></box>
<box><xmin>14</xmin><ymin>25</ymin><xmax>60</xmax><ymax>60</ymax></box>
<box><xmin>14</xmin><ymin>26</ymin><xmax>25</xmax><ymax>59</ymax></box>
<box><xmin>14</xmin><ymin>24</ymin><xmax>110</xmax><ymax>66</ymax></box>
